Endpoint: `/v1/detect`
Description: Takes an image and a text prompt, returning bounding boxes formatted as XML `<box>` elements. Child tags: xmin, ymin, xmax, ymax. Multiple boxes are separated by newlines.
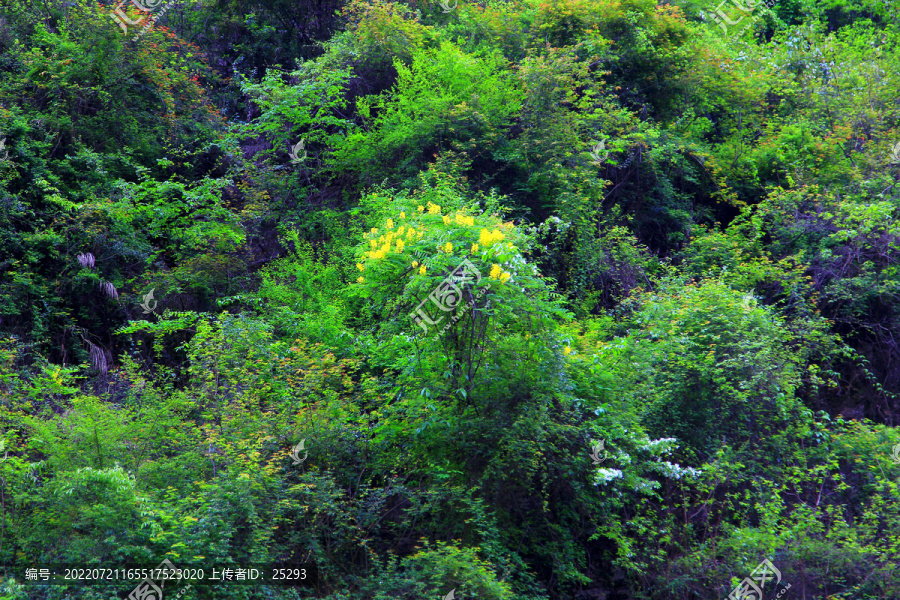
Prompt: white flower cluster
<box><xmin>594</xmin><ymin>468</ymin><xmax>624</xmax><ymax>485</ymax></box>
<box><xmin>652</xmin><ymin>461</ymin><xmax>703</xmax><ymax>480</ymax></box>
<box><xmin>633</xmin><ymin>479</ymin><xmax>661</xmax><ymax>493</ymax></box>
<box><xmin>638</xmin><ymin>437</ymin><xmax>678</xmax><ymax>453</ymax></box>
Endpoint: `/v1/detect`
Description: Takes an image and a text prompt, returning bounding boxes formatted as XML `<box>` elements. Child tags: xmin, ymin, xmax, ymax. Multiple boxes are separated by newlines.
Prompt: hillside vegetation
<box><xmin>1</xmin><ymin>0</ymin><xmax>899</xmax><ymax>598</ymax></box>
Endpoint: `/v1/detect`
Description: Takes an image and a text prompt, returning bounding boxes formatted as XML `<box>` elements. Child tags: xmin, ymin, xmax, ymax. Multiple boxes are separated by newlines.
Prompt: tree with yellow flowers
<box><xmin>351</xmin><ymin>183</ymin><xmax>571</xmax><ymax>403</ymax></box>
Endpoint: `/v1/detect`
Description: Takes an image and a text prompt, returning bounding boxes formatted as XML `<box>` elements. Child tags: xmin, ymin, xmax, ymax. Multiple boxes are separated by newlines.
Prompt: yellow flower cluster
<box><xmin>358</xmin><ymin>211</ymin><xmax>515</xmax><ymax>282</ymax></box>
<box><xmin>365</xmin><ymin>229</ymin><xmax>409</xmax><ymax>260</ymax></box>
<box><xmin>479</xmin><ymin>228</ymin><xmax>505</xmax><ymax>247</ymax></box>
<box><xmin>563</xmin><ymin>346</ymin><xmax>573</xmax><ymax>355</ymax></box>
<box><xmin>489</xmin><ymin>263</ymin><xmax>512</xmax><ymax>284</ymax></box>
<box><xmin>455</xmin><ymin>213</ymin><xmax>475</xmax><ymax>227</ymax></box>
<box><xmin>413</xmin><ymin>260</ymin><xmax>425</xmax><ymax>275</ymax></box>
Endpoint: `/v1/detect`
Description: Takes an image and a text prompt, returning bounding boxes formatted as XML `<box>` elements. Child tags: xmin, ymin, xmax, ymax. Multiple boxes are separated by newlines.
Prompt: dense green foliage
<box><xmin>1</xmin><ymin>0</ymin><xmax>899</xmax><ymax>598</ymax></box>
